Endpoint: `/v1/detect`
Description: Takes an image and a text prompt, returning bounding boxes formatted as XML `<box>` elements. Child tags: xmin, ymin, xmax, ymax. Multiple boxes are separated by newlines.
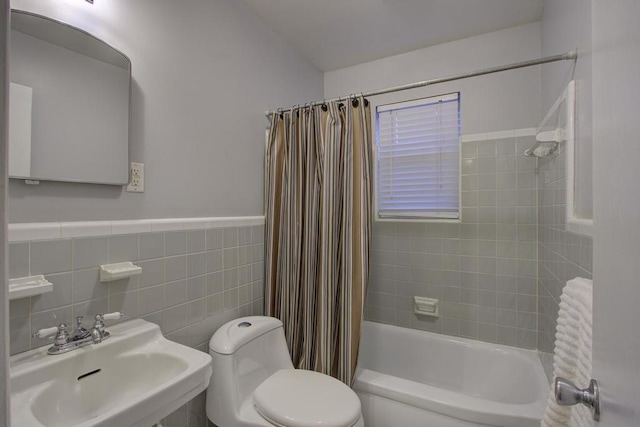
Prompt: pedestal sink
<box><xmin>11</xmin><ymin>319</ymin><xmax>212</xmax><ymax>427</ymax></box>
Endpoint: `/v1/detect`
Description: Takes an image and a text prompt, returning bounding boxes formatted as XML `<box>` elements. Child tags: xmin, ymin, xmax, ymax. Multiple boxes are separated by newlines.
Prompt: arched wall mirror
<box><xmin>9</xmin><ymin>10</ymin><xmax>131</xmax><ymax>185</ymax></box>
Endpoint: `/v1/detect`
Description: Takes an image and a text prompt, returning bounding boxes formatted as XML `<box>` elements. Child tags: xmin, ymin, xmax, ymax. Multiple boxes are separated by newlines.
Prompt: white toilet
<box><xmin>206</xmin><ymin>316</ymin><xmax>365</xmax><ymax>427</ymax></box>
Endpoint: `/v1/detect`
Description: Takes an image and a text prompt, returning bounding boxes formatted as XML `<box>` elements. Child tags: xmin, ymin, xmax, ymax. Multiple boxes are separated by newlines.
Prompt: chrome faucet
<box><xmin>32</xmin><ymin>312</ymin><xmax>125</xmax><ymax>355</ymax></box>
<box><xmin>71</xmin><ymin>316</ymin><xmax>98</xmax><ymax>342</ymax></box>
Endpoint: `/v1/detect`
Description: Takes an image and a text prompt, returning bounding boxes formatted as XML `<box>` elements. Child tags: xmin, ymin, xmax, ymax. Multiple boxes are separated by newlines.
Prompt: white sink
<box><xmin>11</xmin><ymin>319</ymin><xmax>212</xmax><ymax>427</ymax></box>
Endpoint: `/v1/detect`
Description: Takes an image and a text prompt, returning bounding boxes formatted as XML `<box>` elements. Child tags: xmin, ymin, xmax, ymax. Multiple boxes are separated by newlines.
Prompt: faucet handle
<box><xmin>101</xmin><ymin>312</ymin><xmax>125</xmax><ymax>321</ymax></box>
<box><xmin>33</xmin><ymin>323</ymin><xmax>70</xmax><ymax>346</ymax></box>
<box><xmin>94</xmin><ymin>312</ymin><xmax>125</xmax><ymax>326</ymax></box>
<box><xmin>93</xmin><ymin>312</ymin><xmax>124</xmax><ymax>338</ymax></box>
<box><xmin>32</xmin><ymin>325</ymin><xmax>61</xmax><ymax>339</ymax></box>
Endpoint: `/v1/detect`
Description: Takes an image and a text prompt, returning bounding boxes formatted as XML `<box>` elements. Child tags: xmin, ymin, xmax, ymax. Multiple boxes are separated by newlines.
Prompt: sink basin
<box><xmin>11</xmin><ymin>319</ymin><xmax>212</xmax><ymax>427</ymax></box>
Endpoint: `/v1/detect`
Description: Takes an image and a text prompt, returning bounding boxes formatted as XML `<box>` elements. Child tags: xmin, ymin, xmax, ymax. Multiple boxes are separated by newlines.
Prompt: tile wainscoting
<box><xmin>365</xmin><ymin>129</ymin><xmax>541</xmax><ymax>349</ymax></box>
<box><xmin>537</xmin><ymin>144</ymin><xmax>593</xmax><ymax>380</ymax></box>
<box><xmin>8</xmin><ymin>216</ymin><xmax>265</xmax><ymax>427</ymax></box>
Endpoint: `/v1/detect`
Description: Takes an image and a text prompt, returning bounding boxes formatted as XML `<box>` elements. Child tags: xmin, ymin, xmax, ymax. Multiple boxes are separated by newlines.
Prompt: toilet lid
<box><xmin>253</xmin><ymin>369</ymin><xmax>361</xmax><ymax>427</ymax></box>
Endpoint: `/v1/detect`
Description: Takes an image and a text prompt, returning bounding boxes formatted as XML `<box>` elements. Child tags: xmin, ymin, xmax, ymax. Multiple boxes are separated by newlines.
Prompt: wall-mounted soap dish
<box><xmin>100</xmin><ymin>262</ymin><xmax>142</xmax><ymax>282</ymax></box>
<box><xmin>9</xmin><ymin>275</ymin><xmax>53</xmax><ymax>300</ymax></box>
<box><xmin>414</xmin><ymin>296</ymin><xmax>439</xmax><ymax>318</ymax></box>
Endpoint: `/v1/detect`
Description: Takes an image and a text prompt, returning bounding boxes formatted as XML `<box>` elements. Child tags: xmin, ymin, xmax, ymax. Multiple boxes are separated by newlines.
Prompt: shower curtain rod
<box><xmin>264</xmin><ymin>50</ymin><xmax>577</xmax><ymax>117</ymax></box>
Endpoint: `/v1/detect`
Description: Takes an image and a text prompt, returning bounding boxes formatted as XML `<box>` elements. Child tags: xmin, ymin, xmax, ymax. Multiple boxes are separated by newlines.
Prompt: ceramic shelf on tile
<box><xmin>99</xmin><ymin>262</ymin><xmax>142</xmax><ymax>282</ymax></box>
<box><xmin>413</xmin><ymin>296</ymin><xmax>439</xmax><ymax>318</ymax></box>
<box><xmin>9</xmin><ymin>275</ymin><xmax>53</xmax><ymax>300</ymax></box>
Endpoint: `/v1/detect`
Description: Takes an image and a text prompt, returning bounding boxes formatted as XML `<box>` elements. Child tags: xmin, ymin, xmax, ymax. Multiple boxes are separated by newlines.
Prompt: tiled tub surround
<box><xmin>8</xmin><ymin>217</ymin><xmax>265</xmax><ymax>427</ymax></box>
<box><xmin>537</xmin><ymin>145</ymin><xmax>593</xmax><ymax>379</ymax></box>
<box><xmin>365</xmin><ymin>129</ymin><xmax>541</xmax><ymax>349</ymax></box>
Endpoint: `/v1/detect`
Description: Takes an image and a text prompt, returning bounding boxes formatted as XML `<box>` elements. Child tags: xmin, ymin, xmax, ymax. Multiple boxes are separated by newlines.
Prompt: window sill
<box><xmin>374</xmin><ymin>217</ymin><xmax>461</xmax><ymax>224</ymax></box>
<box><xmin>566</xmin><ymin>217</ymin><xmax>593</xmax><ymax>237</ymax></box>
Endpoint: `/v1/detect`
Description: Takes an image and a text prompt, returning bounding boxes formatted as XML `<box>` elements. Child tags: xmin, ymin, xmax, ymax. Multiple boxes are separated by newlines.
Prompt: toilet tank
<box><xmin>207</xmin><ymin>316</ymin><xmax>294</xmax><ymax>426</ymax></box>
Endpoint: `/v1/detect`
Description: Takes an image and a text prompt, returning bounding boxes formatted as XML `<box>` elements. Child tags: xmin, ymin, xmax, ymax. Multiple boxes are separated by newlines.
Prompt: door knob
<box><xmin>554</xmin><ymin>377</ymin><xmax>600</xmax><ymax>421</ymax></box>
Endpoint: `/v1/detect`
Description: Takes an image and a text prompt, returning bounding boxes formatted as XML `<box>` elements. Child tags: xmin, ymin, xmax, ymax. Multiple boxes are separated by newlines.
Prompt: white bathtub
<box><xmin>354</xmin><ymin>322</ymin><xmax>549</xmax><ymax>427</ymax></box>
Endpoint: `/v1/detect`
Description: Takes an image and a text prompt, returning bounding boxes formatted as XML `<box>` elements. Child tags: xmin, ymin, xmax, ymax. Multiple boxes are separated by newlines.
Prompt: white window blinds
<box><xmin>376</xmin><ymin>93</ymin><xmax>460</xmax><ymax>219</ymax></box>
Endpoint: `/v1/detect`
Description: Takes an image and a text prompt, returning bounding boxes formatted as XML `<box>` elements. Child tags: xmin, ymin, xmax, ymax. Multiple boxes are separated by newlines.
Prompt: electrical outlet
<box><xmin>126</xmin><ymin>162</ymin><xmax>144</xmax><ymax>192</ymax></box>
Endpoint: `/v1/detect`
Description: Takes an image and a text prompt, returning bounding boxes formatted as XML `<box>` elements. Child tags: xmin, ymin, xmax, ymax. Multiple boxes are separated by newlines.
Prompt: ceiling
<box><xmin>238</xmin><ymin>0</ymin><xmax>545</xmax><ymax>72</ymax></box>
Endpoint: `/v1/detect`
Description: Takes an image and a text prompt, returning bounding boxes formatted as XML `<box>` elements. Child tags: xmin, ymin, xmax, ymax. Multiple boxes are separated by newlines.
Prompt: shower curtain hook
<box><xmin>361</xmin><ymin>92</ymin><xmax>369</xmax><ymax>107</ymax></box>
<box><xmin>350</xmin><ymin>93</ymin><xmax>359</xmax><ymax>108</ymax></box>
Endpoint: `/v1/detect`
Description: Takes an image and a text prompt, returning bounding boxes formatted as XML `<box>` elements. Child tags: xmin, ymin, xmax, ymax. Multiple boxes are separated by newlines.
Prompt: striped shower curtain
<box><xmin>264</xmin><ymin>97</ymin><xmax>372</xmax><ymax>385</ymax></box>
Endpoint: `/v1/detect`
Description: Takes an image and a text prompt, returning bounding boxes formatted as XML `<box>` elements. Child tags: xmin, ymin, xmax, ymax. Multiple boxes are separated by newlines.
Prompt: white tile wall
<box><xmin>537</xmin><ymin>144</ymin><xmax>592</xmax><ymax>380</ymax></box>
<box><xmin>8</xmin><ymin>217</ymin><xmax>265</xmax><ymax>427</ymax></box>
<box><xmin>365</xmin><ymin>132</ymin><xmax>540</xmax><ymax>349</ymax></box>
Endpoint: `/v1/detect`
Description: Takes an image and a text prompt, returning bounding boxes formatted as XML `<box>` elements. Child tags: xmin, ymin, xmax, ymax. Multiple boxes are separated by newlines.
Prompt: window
<box><xmin>375</xmin><ymin>93</ymin><xmax>461</xmax><ymax>220</ymax></box>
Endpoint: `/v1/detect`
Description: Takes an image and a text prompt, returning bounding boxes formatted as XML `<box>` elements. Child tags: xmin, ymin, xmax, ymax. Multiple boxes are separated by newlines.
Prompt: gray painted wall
<box><xmin>541</xmin><ymin>0</ymin><xmax>593</xmax><ymax>219</ymax></box>
<box><xmin>536</xmin><ymin>0</ymin><xmax>595</xmax><ymax>380</ymax></box>
<box><xmin>8</xmin><ymin>0</ymin><xmax>323</xmax><ymax>223</ymax></box>
<box><xmin>324</xmin><ymin>22</ymin><xmax>542</xmax><ymax>135</ymax></box>
<box><xmin>0</xmin><ymin>0</ymin><xmax>9</xmax><ymax>424</ymax></box>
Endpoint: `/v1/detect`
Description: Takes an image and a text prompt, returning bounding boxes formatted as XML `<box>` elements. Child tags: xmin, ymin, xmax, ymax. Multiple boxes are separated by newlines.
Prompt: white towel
<box><xmin>541</xmin><ymin>277</ymin><xmax>593</xmax><ymax>427</ymax></box>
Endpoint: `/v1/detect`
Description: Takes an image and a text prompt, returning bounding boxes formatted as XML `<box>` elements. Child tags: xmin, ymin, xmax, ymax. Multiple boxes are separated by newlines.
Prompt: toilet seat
<box><xmin>253</xmin><ymin>369</ymin><xmax>362</xmax><ymax>427</ymax></box>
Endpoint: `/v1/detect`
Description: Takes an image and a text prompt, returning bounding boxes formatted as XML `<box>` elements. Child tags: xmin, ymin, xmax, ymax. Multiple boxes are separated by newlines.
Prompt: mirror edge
<box><xmin>9</xmin><ymin>8</ymin><xmax>132</xmax><ymax>186</ymax></box>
